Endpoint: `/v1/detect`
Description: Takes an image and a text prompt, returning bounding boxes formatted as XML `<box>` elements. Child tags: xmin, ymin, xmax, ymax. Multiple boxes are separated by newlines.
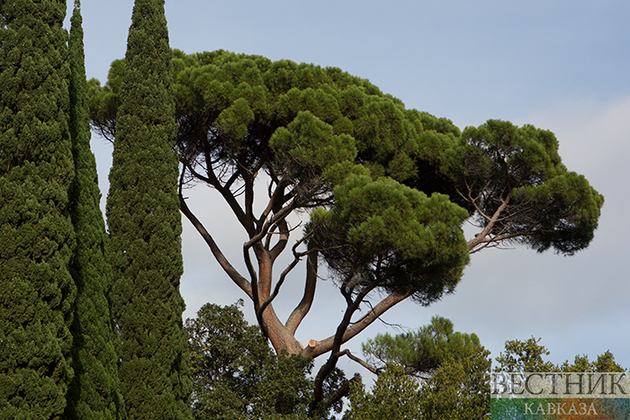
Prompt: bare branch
<box><xmin>312</xmin><ymin>281</ymin><xmax>378</xmax><ymax>407</ymax></box>
<box><xmin>467</xmin><ymin>193</ymin><xmax>511</xmax><ymax>252</ymax></box>
<box><xmin>340</xmin><ymin>349</ymin><xmax>379</xmax><ymax>374</ymax></box>
<box><xmin>183</xmin><ymin>158</ymin><xmax>254</xmax><ymax>235</ymax></box>
<box><xmin>286</xmin><ymin>250</ymin><xmax>318</xmax><ymax>335</ymax></box>
<box><xmin>258</xmin><ymin>239</ymin><xmax>304</xmax><ymax>318</ymax></box>
<box><xmin>268</xmin><ymin>218</ymin><xmax>290</xmax><ymax>262</ymax></box>
<box><xmin>178</xmin><ymin>193</ymin><xmax>253</xmax><ymax>299</ymax></box>
<box><xmin>302</xmin><ymin>291</ymin><xmax>412</xmax><ymax>359</ymax></box>
<box><xmin>361</xmin><ymin>300</ymin><xmax>407</xmax><ymax>332</ymax></box>
<box><xmin>243</xmin><ymin>200</ymin><xmax>297</xmax><ymax>250</ymax></box>
<box><xmin>258</xmin><ymin>176</ymin><xmax>289</xmax><ymax>230</ymax></box>
<box><xmin>320</xmin><ymin>373</ymin><xmax>361</xmax><ymax>410</ymax></box>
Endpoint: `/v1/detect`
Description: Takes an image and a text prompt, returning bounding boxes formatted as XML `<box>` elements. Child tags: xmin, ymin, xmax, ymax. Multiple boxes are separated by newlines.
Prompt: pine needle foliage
<box><xmin>106</xmin><ymin>0</ymin><xmax>192</xmax><ymax>418</ymax></box>
<box><xmin>64</xmin><ymin>2</ymin><xmax>125</xmax><ymax>419</ymax></box>
<box><xmin>91</xmin><ymin>50</ymin><xmax>603</xmax><ymax>409</ymax></box>
<box><xmin>0</xmin><ymin>0</ymin><xmax>76</xmax><ymax>417</ymax></box>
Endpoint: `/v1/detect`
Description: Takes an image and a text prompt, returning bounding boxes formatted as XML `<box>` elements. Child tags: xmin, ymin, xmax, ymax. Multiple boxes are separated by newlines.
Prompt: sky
<box><xmin>73</xmin><ymin>0</ymin><xmax>630</xmax><ymax>376</ymax></box>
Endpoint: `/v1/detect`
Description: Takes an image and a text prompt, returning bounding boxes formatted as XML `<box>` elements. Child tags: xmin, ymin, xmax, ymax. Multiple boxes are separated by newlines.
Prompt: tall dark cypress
<box><xmin>106</xmin><ymin>0</ymin><xmax>192</xmax><ymax>418</ymax></box>
<box><xmin>65</xmin><ymin>2</ymin><xmax>125</xmax><ymax>419</ymax></box>
<box><xmin>0</xmin><ymin>0</ymin><xmax>76</xmax><ymax>417</ymax></box>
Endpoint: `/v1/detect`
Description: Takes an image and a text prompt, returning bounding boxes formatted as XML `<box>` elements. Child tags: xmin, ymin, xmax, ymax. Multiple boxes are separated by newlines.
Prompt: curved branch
<box><xmin>320</xmin><ymin>373</ymin><xmax>361</xmax><ymax>412</ymax></box>
<box><xmin>301</xmin><ymin>290</ymin><xmax>412</xmax><ymax>359</ymax></box>
<box><xmin>258</xmin><ymin>240</ymin><xmax>304</xmax><ymax>318</ymax></box>
<box><xmin>286</xmin><ymin>250</ymin><xmax>318</xmax><ymax>335</ymax></box>
<box><xmin>340</xmin><ymin>349</ymin><xmax>379</xmax><ymax>374</ymax></box>
<box><xmin>243</xmin><ymin>200</ymin><xmax>297</xmax><ymax>250</ymax></box>
<box><xmin>243</xmin><ymin>243</ymin><xmax>268</xmax><ymax>339</ymax></box>
<box><xmin>269</xmin><ymin>218</ymin><xmax>290</xmax><ymax>262</ymax></box>
<box><xmin>469</xmin><ymin>229</ymin><xmax>532</xmax><ymax>254</ymax></box>
<box><xmin>311</xmin><ymin>281</ymin><xmax>378</xmax><ymax>410</ymax></box>
<box><xmin>467</xmin><ymin>193</ymin><xmax>511</xmax><ymax>252</ymax></box>
<box><xmin>258</xmin><ymin>176</ymin><xmax>289</xmax><ymax>228</ymax></box>
<box><xmin>186</xmin><ymin>158</ymin><xmax>255</xmax><ymax>236</ymax></box>
<box><xmin>178</xmin><ymin>194</ymin><xmax>253</xmax><ymax>299</ymax></box>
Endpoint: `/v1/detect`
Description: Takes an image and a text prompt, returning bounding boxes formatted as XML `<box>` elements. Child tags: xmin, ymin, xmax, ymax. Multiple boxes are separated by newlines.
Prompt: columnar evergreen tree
<box><xmin>0</xmin><ymin>0</ymin><xmax>76</xmax><ymax>417</ymax></box>
<box><xmin>64</xmin><ymin>2</ymin><xmax>125</xmax><ymax>419</ymax></box>
<box><xmin>106</xmin><ymin>0</ymin><xmax>192</xmax><ymax>418</ymax></box>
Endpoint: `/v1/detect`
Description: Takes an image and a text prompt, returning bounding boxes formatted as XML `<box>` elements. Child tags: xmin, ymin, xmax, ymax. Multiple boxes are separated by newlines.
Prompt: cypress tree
<box><xmin>64</xmin><ymin>1</ymin><xmax>125</xmax><ymax>419</ymax></box>
<box><xmin>0</xmin><ymin>0</ymin><xmax>76</xmax><ymax>417</ymax></box>
<box><xmin>106</xmin><ymin>0</ymin><xmax>192</xmax><ymax>418</ymax></box>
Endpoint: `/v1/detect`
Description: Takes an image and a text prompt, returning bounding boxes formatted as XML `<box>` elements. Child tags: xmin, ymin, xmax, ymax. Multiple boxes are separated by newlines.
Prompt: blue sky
<box><xmin>76</xmin><ymin>0</ymin><xmax>630</xmax><ymax>374</ymax></box>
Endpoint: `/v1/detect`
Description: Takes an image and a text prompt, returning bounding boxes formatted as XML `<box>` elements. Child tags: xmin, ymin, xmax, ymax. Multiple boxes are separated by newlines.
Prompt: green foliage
<box><xmin>270</xmin><ymin>110</ymin><xmax>357</xmax><ymax>182</ymax></box>
<box><xmin>89</xmin><ymin>52</ymin><xmax>604</xmax><ymax>320</ymax></box>
<box><xmin>454</xmin><ymin>120</ymin><xmax>604</xmax><ymax>255</ymax></box>
<box><xmin>345</xmin><ymin>365</ymin><xmax>422</xmax><ymax>420</ymax></box>
<box><xmin>91</xmin><ymin>49</ymin><xmax>603</xmax><ymax>410</ymax></box>
<box><xmin>106</xmin><ymin>0</ymin><xmax>191</xmax><ymax>418</ymax></box>
<box><xmin>560</xmin><ymin>350</ymin><xmax>626</xmax><ymax>373</ymax></box>
<box><xmin>311</xmin><ymin>175</ymin><xmax>469</xmax><ymax>305</ymax></box>
<box><xmin>593</xmin><ymin>351</ymin><xmax>626</xmax><ymax>372</ymax></box>
<box><xmin>494</xmin><ymin>337</ymin><xmax>558</xmax><ymax>372</ymax></box>
<box><xmin>92</xmin><ymin>49</ymin><xmax>475</xmax><ymax>406</ymax></box>
<box><xmin>362</xmin><ymin>316</ymin><xmax>486</xmax><ymax>376</ymax></box>
<box><xmin>495</xmin><ymin>337</ymin><xmax>626</xmax><ymax>373</ymax></box>
<box><xmin>350</xmin><ymin>317</ymin><xmax>491</xmax><ymax>419</ymax></box>
<box><xmin>89</xmin><ymin>49</ymin><xmax>606</xmax><ymax>320</ymax></box>
<box><xmin>87</xmin><ymin>59</ymin><xmax>124</xmax><ymax>142</ymax></box>
<box><xmin>64</xmin><ymin>2</ymin><xmax>124</xmax><ymax>419</ymax></box>
<box><xmin>186</xmin><ymin>301</ymin><xmax>344</xmax><ymax>420</ymax></box>
<box><xmin>417</xmin><ymin>346</ymin><xmax>491</xmax><ymax>419</ymax></box>
<box><xmin>0</xmin><ymin>0</ymin><xmax>77</xmax><ymax>417</ymax></box>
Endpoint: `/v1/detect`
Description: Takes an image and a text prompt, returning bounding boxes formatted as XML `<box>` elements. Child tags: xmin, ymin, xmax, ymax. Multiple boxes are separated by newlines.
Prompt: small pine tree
<box><xmin>64</xmin><ymin>2</ymin><xmax>125</xmax><ymax>419</ymax></box>
<box><xmin>106</xmin><ymin>0</ymin><xmax>192</xmax><ymax>418</ymax></box>
<box><xmin>0</xmin><ymin>0</ymin><xmax>76</xmax><ymax>417</ymax></box>
<box><xmin>346</xmin><ymin>365</ymin><xmax>422</xmax><ymax>420</ymax></box>
<box><xmin>494</xmin><ymin>337</ymin><xmax>558</xmax><ymax>373</ymax></box>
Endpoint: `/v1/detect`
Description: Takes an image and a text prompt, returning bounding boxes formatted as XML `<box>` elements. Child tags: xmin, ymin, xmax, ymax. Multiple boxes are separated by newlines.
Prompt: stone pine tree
<box><xmin>106</xmin><ymin>0</ymin><xmax>192</xmax><ymax>418</ymax></box>
<box><xmin>91</xmin><ymin>50</ymin><xmax>603</xmax><ymax>411</ymax></box>
<box><xmin>0</xmin><ymin>0</ymin><xmax>76</xmax><ymax>417</ymax></box>
<box><xmin>64</xmin><ymin>1</ymin><xmax>125</xmax><ymax>419</ymax></box>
